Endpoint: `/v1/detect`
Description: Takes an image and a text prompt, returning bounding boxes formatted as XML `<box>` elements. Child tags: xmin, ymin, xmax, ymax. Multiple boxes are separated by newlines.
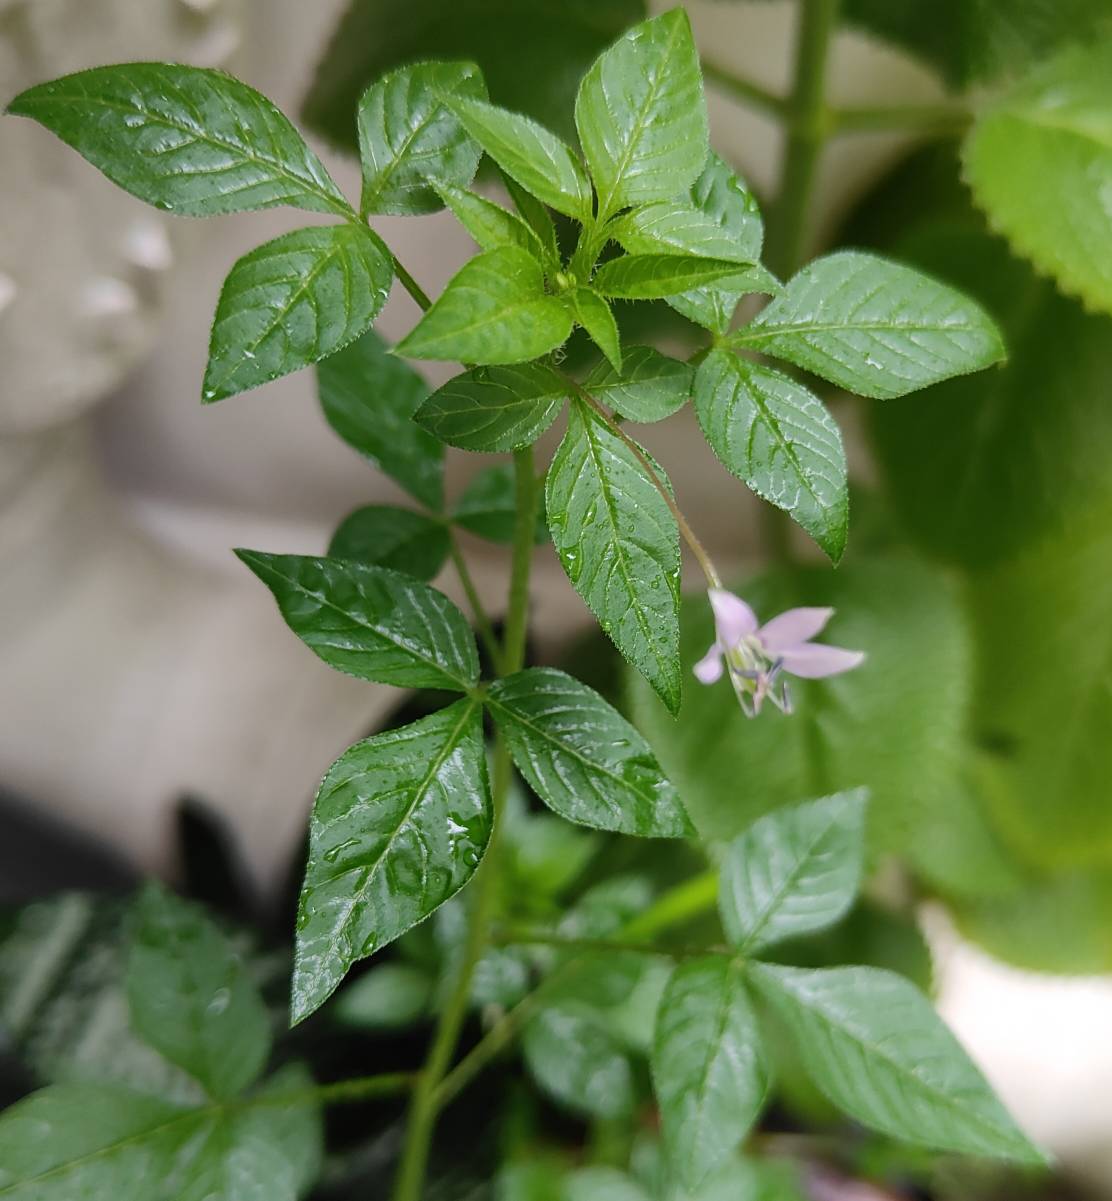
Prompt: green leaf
<box><xmin>653</xmin><ymin>957</ymin><xmax>769</xmax><ymax>1191</ymax></box>
<box><xmin>694</xmin><ymin>350</ymin><xmax>848</xmax><ymax>563</ymax></box>
<box><xmin>717</xmin><ymin>791</ymin><xmax>867</xmax><ymax>955</ymax></box>
<box><xmin>0</xmin><ymin>1083</ymin><xmax>200</xmax><ymax>1201</ymax></box>
<box><xmin>523</xmin><ymin>1004</ymin><xmax>635</xmax><ymax>1119</ymax></box>
<box><xmin>575</xmin><ymin>9</ymin><xmax>708</xmax><ymax>219</ymax></box>
<box><xmin>963</xmin><ymin>39</ymin><xmax>1112</xmax><ymax>316</ymax></box>
<box><xmin>612</xmin><ymin>203</ymin><xmax>757</xmax><ymax>263</ymax></box>
<box><xmin>546</xmin><ymin>400</ymin><xmax>682</xmax><ymax>713</ymax></box>
<box><xmin>332</xmin><ymin>963</ymin><xmax>434</xmax><ymax>1028</ymax></box>
<box><xmin>301</xmin><ymin>0</ymin><xmax>645</xmax><ymax>153</ymax></box>
<box><xmin>126</xmin><ymin>884</ymin><xmax>270</xmax><ymax>1100</ymax></box>
<box><xmin>432</xmin><ymin>180</ymin><xmax>548</xmax><ymax>258</ymax></box>
<box><xmin>328</xmin><ymin>506</ymin><xmax>450</xmax><ymax>581</ymax></box>
<box><xmin>293</xmin><ymin>698</ymin><xmax>490</xmax><ymax>1022</ymax></box>
<box><xmin>415</xmin><ymin>362</ymin><xmax>571</xmax><ymax>450</ymax></box>
<box><xmin>203</xmin><ymin>224</ymin><xmax>393</xmax><ymax>402</ymax></box>
<box><xmin>748</xmin><ymin>963</ymin><xmax>1043</xmax><ymax>1164</ymax></box>
<box><xmin>452</xmin><ymin>464</ymin><xmax>550</xmax><ymax>544</ymax></box>
<box><xmin>662</xmin><ymin>152</ymin><xmax>773</xmax><ymax>334</ymax></box>
<box><xmin>593</xmin><ymin>255</ymin><xmax>746</xmax><ymax>301</ymax></box>
<box><xmin>396</xmin><ymin>245</ymin><xmax>573</xmax><ymax>364</ymax></box>
<box><xmin>486</xmin><ymin>668</ymin><xmax>691</xmax><ymax>837</ymax></box>
<box><xmin>317</xmin><ymin>330</ymin><xmax>444</xmax><ymax>511</ymax></box>
<box><xmin>732</xmin><ymin>251</ymin><xmax>1004</xmax><ymax>400</ymax></box>
<box><xmin>7</xmin><ymin>63</ymin><xmax>350</xmax><ymax>218</ymax></box>
<box><xmin>565</xmin><ymin>1167</ymin><xmax>652</xmax><ymax>1201</ymax></box>
<box><xmin>235</xmin><ymin>551</ymin><xmax>478</xmax><ymax>692</ymax></box>
<box><xmin>571</xmin><ymin>288</ymin><xmax>622</xmax><ymax>372</ymax></box>
<box><xmin>449</xmin><ymin>97</ymin><xmax>593</xmax><ymax>220</ymax></box>
<box><xmin>358</xmin><ymin>60</ymin><xmax>486</xmax><ymax>216</ymax></box>
<box><xmin>503</xmin><ymin>172</ymin><xmax>562</xmax><ymax>262</ymax></box>
<box><xmin>584</xmin><ymin>346</ymin><xmax>692</xmax><ymax>423</ymax></box>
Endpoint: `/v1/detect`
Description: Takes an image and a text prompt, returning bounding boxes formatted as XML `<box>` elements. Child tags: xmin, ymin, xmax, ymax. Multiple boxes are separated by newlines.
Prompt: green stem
<box><xmin>448</xmin><ymin>533</ymin><xmax>503</xmax><ymax>671</ymax></box>
<box><xmin>296</xmin><ymin>1073</ymin><xmax>415</xmax><ymax>1107</ymax></box>
<box><xmin>701</xmin><ymin>59</ymin><xmax>787</xmax><ymax>120</ymax></box>
<box><xmin>502</xmin><ymin>446</ymin><xmax>538</xmax><ymax>674</ymax></box>
<box><xmin>832</xmin><ymin>102</ymin><xmax>970</xmax><ymax>137</ymax></box>
<box><xmin>392</xmin><ymin>255</ymin><xmax>433</xmax><ymax>311</ymax></box>
<box><xmin>493</xmin><ymin>927</ymin><xmax>723</xmax><ymax>960</ymax></box>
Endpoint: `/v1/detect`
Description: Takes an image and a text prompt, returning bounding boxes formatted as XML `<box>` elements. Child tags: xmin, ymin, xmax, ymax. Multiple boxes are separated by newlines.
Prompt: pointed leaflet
<box><xmin>733</xmin><ymin>251</ymin><xmax>1004</xmax><ymax>399</ymax></box>
<box><xmin>503</xmin><ymin>171</ymin><xmax>561</xmax><ymax>262</ymax></box>
<box><xmin>415</xmin><ymin>362</ymin><xmax>571</xmax><ymax>451</ymax></box>
<box><xmin>328</xmin><ymin>506</ymin><xmax>450</xmax><ymax>581</ymax></box>
<box><xmin>396</xmin><ymin>245</ymin><xmax>573</xmax><ymax>364</ymax></box>
<box><xmin>7</xmin><ymin>64</ymin><xmax>350</xmax><ymax>217</ymax></box>
<box><xmin>318</xmin><ymin>329</ymin><xmax>444</xmax><ymax>511</ymax></box>
<box><xmin>449</xmin><ymin>96</ymin><xmax>593</xmax><ymax>220</ymax></box>
<box><xmin>547</xmin><ymin>400</ymin><xmax>682</xmax><ymax>713</ymax></box>
<box><xmin>126</xmin><ymin>884</ymin><xmax>270</xmax><ymax>1099</ymax></box>
<box><xmin>486</xmin><ymin>668</ymin><xmax>691</xmax><ymax>836</ymax></box>
<box><xmin>694</xmin><ymin>351</ymin><xmax>848</xmax><ymax>563</ymax></box>
<box><xmin>358</xmin><ymin>60</ymin><xmax>486</xmax><ymax>216</ymax></box>
<box><xmin>452</xmin><ymin>464</ymin><xmax>550</xmax><ymax>544</ymax></box>
<box><xmin>431</xmin><ymin>180</ymin><xmax>548</xmax><ymax>258</ymax></box>
<box><xmin>962</xmin><ymin>39</ymin><xmax>1112</xmax><ymax>316</ymax></box>
<box><xmin>584</xmin><ymin>346</ymin><xmax>692</xmax><ymax>423</ymax></box>
<box><xmin>653</xmin><ymin>957</ymin><xmax>769</xmax><ymax>1191</ymax></box>
<box><xmin>575</xmin><ymin>9</ymin><xmax>708</xmax><ymax>219</ymax></box>
<box><xmin>748</xmin><ymin>963</ymin><xmax>1043</xmax><ymax>1163</ymax></box>
<box><xmin>718</xmin><ymin>791</ymin><xmax>867</xmax><ymax>955</ymax></box>
<box><xmin>523</xmin><ymin>1004</ymin><xmax>635</xmax><ymax>1119</ymax></box>
<box><xmin>236</xmin><ymin>551</ymin><xmax>478</xmax><ymax>692</ymax></box>
<box><xmin>203</xmin><ymin>224</ymin><xmax>393</xmax><ymax>402</ymax></box>
<box><xmin>293</xmin><ymin>699</ymin><xmax>490</xmax><ymax>1022</ymax></box>
<box><xmin>593</xmin><ymin>255</ymin><xmax>746</xmax><ymax>301</ymax></box>
<box><xmin>571</xmin><ymin>288</ymin><xmax>622</xmax><ymax>372</ymax></box>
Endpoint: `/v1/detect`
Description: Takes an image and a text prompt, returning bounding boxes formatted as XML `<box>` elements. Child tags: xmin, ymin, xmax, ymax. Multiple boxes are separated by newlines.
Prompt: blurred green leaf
<box><xmin>565</xmin><ymin>1167</ymin><xmax>652</xmax><ymax>1201</ymax></box>
<box><xmin>332</xmin><ymin>963</ymin><xmax>434</xmax><ymax>1028</ymax></box>
<box><xmin>453</xmin><ymin>464</ymin><xmax>550</xmax><ymax>545</ymax></box>
<box><xmin>963</xmin><ymin>38</ymin><xmax>1112</xmax><ymax>315</ymax></box>
<box><xmin>328</xmin><ymin>506</ymin><xmax>450</xmax><ymax>580</ymax></box>
<box><xmin>523</xmin><ymin>1003</ymin><xmax>636</xmax><ymax>1119</ymax></box>
<box><xmin>318</xmin><ymin>330</ymin><xmax>444</xmax><ymax>511</ymax></box>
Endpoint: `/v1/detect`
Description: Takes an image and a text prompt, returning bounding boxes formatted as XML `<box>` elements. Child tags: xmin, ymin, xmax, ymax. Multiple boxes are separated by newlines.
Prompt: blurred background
<box><xmin>2</xmin><ymin>0</ymin><xmax>1111</xmax><ymax>1197</ymax></box>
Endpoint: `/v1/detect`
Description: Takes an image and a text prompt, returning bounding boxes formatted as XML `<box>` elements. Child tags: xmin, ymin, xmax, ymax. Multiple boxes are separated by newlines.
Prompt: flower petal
<box><xmin>709</xmin><ymin>589</ymin><xmax>758</xmax><ymax>648</ymax></box>
<box><xmin>759</xmin><ymin>607</ymin><xmax>834</xmax><ymax>653</ymax></box>
<box><xmin>779</xmin><ymin>643</ymin><xmax>865</xmax><ymax>679</ymax></box>
<box><xmin>693</xmin><ymin>642</ymin><xmax>724</xmax><ymax>684</ymax></box>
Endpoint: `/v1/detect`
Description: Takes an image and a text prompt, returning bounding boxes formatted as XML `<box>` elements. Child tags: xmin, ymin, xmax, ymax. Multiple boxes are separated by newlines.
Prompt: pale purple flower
<box><xmin>694</xmin><ymin>589</ymin><xmax>864</xmax><ymax>716</ymax></box>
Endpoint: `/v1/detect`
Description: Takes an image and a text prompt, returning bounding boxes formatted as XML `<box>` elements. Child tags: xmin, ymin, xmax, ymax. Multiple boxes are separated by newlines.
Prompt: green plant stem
<box><xmin>493</xmin><ymin>927</ymin><xmax>722</xmax><ymax>960</ymax></box>
<box><xmin>701</xmin><ymin>59</ymin><xmax>787</xmax><ymax>120</ymax></box>
<box><xmin>448</xmin><ymin>533</ymin><xmax>503</xmax><ymax>671</ymax></box>
<box><xmin>502</xmin><ymin>446</ymin><xmax>537</xmax><ymax>673</ymax></box>
<box><xmin>832</xmin><ymin>102</ymin><xmax>970</xmax><ymax>136</ymax></box>
<box><xmin>392</xmin><ymin>255</ymin><xmax>433</xmax><ymax>311</ymax></box>
<box><xmin>434</xmin><ymin>869</ymin><xmax>719</xmax><ymax>1108</ymax></box>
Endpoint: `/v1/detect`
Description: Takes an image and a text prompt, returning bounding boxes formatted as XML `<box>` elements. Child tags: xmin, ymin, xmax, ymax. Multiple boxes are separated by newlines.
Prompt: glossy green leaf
<box><xmin>748</xmin><ymin>963</ymin><xmax>1043</xmax><ymax>1163</ymax></box>
<box><xmin>203</xmin><ymin>224</ymin><xmax>393</xmax><ymax>402</ymax></box>
<box><xmin>547</xmin><ymin>400</ymin><xmax>682</xmax><ymax>713</ymax></box>
<box><xmin>575</xmin><ymin>9</ymin><xmax>708</xmax><ymax>219</ymax></box>
<box><xmin>396</xmin><ymin>245</ymin><xmax>573</xmax><ymax>364</ymax></box>
<box><xmin>963</xmin><ymin>39</ymin><xmax>1112</xmax><ymax>316</ymax></box>
<box><xmin>732</xmin><ymin>251</ymin><xmax>1004</xmax><ymax>399</ymax></box>
<box><xmin>523</xmin><ymin>1003</ymin><xmax>635</xmax><ymax>1119</ymax></box>
<box><xmin>718</xmin><ymin>791</ymin><xmax>867</xmax><ymax>955</ymax></box>
<box><xmin>332</xmin><ymin>963</ymin><xmax>434</xmax><ymax>1028</ymax></box>
<box><xmin>653</xmin><ymin>957</ymin><xmax>769</xmax><ymax>1191</ymax></box>
<box><xmin>662</xmin><ymin>152</ymin><xmax>773</xmax><ymax>334</ymax></box>
<box><xmin>694</xmin><ymin>350</ymin><xmax>848</xmax><ymax>563</ymax></box>
<box><xmin>358</xmin><ymin>60</ymin><xmax>485</xmax><ymax>215</ymax></box>
<box><xmin>452</xmin><ymin>464</ymin><xmax>550</xmax><ymax>544</ymax></box>
<box><xmin>301</xmin><ymin>0</ymin><xmax>645</xmax><ymax>152</ymax></box>
<box><xmin>7</xmin><ymin>63</ymin><xmax>350</xmax><ymax>218</ymax></box>
<box><xmin>293</xmin><ymin>698</ymin><xmax>490</xmax><ymax>1021</ymax></box>
<box><xmin>0</xmin><ymin>1083</ymin><xmax>200</xmax><ymax>1201</ymax></box>
<box><xmin>504</xmin><ymin>172</ymin><xmax>562</xmax><ymax>262</ymax></box>
<box><xmin>593</xmin><ymin>255</ymin><xmax>746</xmax><ymax>301</ymax></box>
<box><xmin>571</xmin><ymin>288</ymin><xmax>622</xmax><ymax>372</ymax></box>
<box><xmin>450</xmin><ymin>96</ymin><xmax>593</xmax><ymax>220</ymax></box>
<box><xmin>486</xmin><ymin>668</ymin><xmax>691</xmax><ymax>837</ymax></box>
<box><xmin>328</xmin><ymin>506</ymin><xmax>450</xmax><ymax>581</ymax></box>
<box><xmin>415</xmin><ymin>362</ymin><xmax>571</xmax><ymax>450</ymax></box>
<box><xmin>431</xmin><ymin>180</ymin><xmax>547</xmax><ymax>257</ymax></box>
<box><xmin>317</xmin><ymin>329</ymin><xmax>444</xmax><ymax>511</ymax></box>
<box><xmin>235</xmin><ymin>551</ymin><xmax>478</xmax><ymax>692</ymax></box>
<box><xmin>126</xmin><ymin>884</ymin><xmax>270</xmax><ymax>1100</ymax></box>
<box><xmin>584</xmin><ymin>346</ymin><xmax>692</xmax><ymax>423</ymax></box>
<box><xmin>612</xmin><ymin>203</ymin><xmax>757</xmax><ymax>263</ymax></box>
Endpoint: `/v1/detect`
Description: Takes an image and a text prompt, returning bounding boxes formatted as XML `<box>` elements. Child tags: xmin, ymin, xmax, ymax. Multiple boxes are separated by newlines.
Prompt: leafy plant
<box><xmin>7</xmin><ymin>0</ymin><xmax>1101</xmax><ymax>1196</ymax></box>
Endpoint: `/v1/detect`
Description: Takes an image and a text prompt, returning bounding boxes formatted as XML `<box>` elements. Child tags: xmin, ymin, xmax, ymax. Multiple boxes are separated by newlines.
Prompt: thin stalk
<box><xmin>299</xmin><ymin>1073</ymin><xmax>415</xmax><ymax>1107</ymax></box>
<box><xmin>392</xmin><ymin>256</ymin><xmax>433</xmax><ymax>311</ymax></box>
<box><xmin>832</xmin><ymin>102</ymin><xmax>970</xmax><ymax>137</ymax></box>
<box><xmin>448</xmin><ymin>533</ymin><xmax>503</xmax><ymax>671</ymax></box>
<box><xmin>502</xmin><ymin>447</ymin><xmax>538</xmax><ymax>673</ymax></box>
<box><xmin>701</xmin><ymin>58</ymin><xmax>787</xmax><ymax>120</ymax></box>
<box><xmin>493</xmin><ymin>927</ymin><xmax>723</xmax><ymax>960</ymax></box>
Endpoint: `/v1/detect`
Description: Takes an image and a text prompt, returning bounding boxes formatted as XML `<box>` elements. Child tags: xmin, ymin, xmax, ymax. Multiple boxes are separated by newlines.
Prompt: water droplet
<box><xmin>323</xmin><ymin>837</ymin><xmax>360</xmax><ymax>863</ymax></box>
<box><xmin>207</xmin><ymin>987</ymin><xmax>231</xmax><ymax>1016</ymax></box>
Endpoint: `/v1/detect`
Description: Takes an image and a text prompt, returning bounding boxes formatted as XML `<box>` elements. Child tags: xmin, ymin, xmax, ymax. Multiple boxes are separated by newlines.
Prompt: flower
<box><xmin>694</xmin><ymin>589</ymin><xmax>865</xmax><ymax>717</ymax></box>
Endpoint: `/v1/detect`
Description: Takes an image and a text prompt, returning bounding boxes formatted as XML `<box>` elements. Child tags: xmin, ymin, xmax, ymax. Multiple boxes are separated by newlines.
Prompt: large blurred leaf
<box><xmin>840</xmin><ymin>0</ymin><xmax>1112</xmax><ymax>90</ymax></box>
<box><xmin>626</xmin><ymin>558</ymin><xmax>973</xmax><ymax>876</ymax></box>
<box><xmin>523</xmin><ymin>1003</ymin><xmax>635</xmax><ymax>1120</ymax></box>
<box><xmin>963</xmin><ymin>38</ymin><xmax>1112</xmax><ymax>316</ymax></box>
<box><xmin>303</xmin><ymin>0</ymin><xmax>645</xmax><ymax>152</ymax></box>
